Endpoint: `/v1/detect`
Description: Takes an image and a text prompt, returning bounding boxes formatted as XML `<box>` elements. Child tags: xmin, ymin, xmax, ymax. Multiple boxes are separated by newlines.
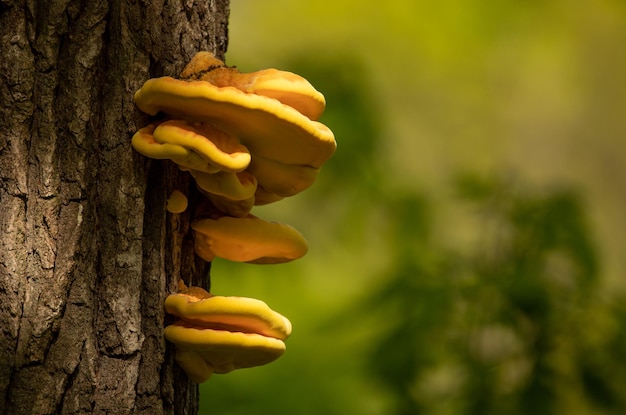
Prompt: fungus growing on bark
<box><xmin>192</xmin><ymin>214</ymin><xmax>308</xmax><ymax>264</ymax></box>
<box><xmin>153</xmin><ymin>120</ymin><xmax>251</xmax><ymax>173</ymax></box>
<box><xmin>190</xmin><ymin>169</ymin><xmax>257</xmax><ymax>202</ymax></box>
<box><xmin>164</xmin><ymin>284</ymin><xmax>291</xmax><ymax>383</ymax></box>
<box><xmin>131</xmin><ymin>52</ymin><xmax>335</xmax><ymax>382</ymax></box>
<box><xmin>179</xmin><ymin>51</ymin><xmax>326</xmax><ymax>120</ymax></box>
<box><xmin>132</xmin><ymin>124</ymin><xmax>219</xmax><ymax>173</ymax></box>
<box><xmin>167</xmin><ymin>190</ymin><xmax>188</xmax><ymax>213</ymax></box>
<box><xmin>134</xmin><ymin>76</ymin><xmax>334</xmax><ymax>168</ymax></box>
<box><xmin>132</xmin><ymin>52</ymin><xmax>336</xmax><ymax>210</ymax></box>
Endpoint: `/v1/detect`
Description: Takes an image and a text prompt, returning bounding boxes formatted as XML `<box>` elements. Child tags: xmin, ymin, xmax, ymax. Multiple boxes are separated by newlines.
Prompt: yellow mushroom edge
<box><xmin>191</xmin><ymin>215</ymin><xmax>309</xmax><ymax>264</ymax></box>
<box><xmin>164</xmin><ymin>285</ymin><xmax>292</xmax><ymax>383</ymax></box>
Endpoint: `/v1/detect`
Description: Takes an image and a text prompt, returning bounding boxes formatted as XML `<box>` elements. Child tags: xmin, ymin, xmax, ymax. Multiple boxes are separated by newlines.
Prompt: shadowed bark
<box><xmin>0</xmin><ymin>0</ymin><xmax>229</xmax><ymax>413</ymax></box>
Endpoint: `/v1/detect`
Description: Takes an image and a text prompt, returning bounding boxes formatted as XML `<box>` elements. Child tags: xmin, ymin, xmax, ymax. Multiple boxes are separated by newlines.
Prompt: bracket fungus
<box><xmin>178</xmin><ymin>51</ymin><xmax>326</xmax><ymax>121</ymax></box>
<box><xmin>164</xmin><ymin>284</ymin><xmax>292</xmax><ymax>383</ymax></box>
<box><xmin>131</xmin><ymin>51</ymin><xmax>335</xmax><ymax>382</ymax></box>
<box><xmin>132</xmin><ymin>51</ymin><xmax>336</xmax><ymax>214</ymax></box>
<box><xmin>192</xmin><ymin>214</ymin><xmax>308</xmax><ymax>264</ymax></box>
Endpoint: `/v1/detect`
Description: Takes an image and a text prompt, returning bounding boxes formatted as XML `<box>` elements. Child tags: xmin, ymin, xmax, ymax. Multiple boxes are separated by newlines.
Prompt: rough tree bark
<box><xmin>0</xmin><ymin>1</ymin><xmax>229</xmax><ymax>413</ymax></box>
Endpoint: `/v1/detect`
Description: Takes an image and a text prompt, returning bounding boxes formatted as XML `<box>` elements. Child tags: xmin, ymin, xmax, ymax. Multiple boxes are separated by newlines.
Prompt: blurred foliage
<box><xmin>198</xmin><ymin>2</ymin><xmax>626</xmax><ymax>414</ymax></box>
<box><xmin>362</xmin><ymin>176</ymin><xmax>626</xmax><ymax>414</ymax></box>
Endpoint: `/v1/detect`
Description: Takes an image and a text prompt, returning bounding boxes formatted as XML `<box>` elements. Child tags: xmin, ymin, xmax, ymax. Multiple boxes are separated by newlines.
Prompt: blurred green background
<box><xmin>199</xmin><ymin>1</ymin><xmax>626</xmax><ymax>414</ymax></box>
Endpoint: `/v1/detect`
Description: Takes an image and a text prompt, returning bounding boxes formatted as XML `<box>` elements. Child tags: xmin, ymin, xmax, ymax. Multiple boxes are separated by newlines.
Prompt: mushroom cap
<box><xmin>165</xmin><ymin>291</ymin><xmax>292</xmax><ymax>339</ymax></box>
<box><xmin>132</xmin><ymin>124</ymin><xmax>221</xmax><ymax>173</ymax></box>
<box><xmin>163</xmin><ymin>286</ymin><xmax>292</xmax><ymax>383</ymax></box>
<box><xmin>179</xmin><ymin>51</ymin><xmax>226</xmax><ymax>79</ymax></box>
<box><xmin>244</xmin><ymin>68</ymin><xmax>326</xmax><ymax>121</ymax></box>
<box><xmin>180</xmin><ymin>51</ymin><xmax>326</xmax><ymax>120</ymax></box>
<box><xmin>191</xmin><ymin>169</ymin><xmax>258</xmax><ymax>201</ymax></box>
<box><xmin>133</xmin><ymin>52</ymin><xmax>336</xmax><ymax>204</ymax></box>
<box><xmin>248</xmin><ymin>155</ymin><xmax>320</xmax><ymax>198</ymax></box>
<box><xmin>133</xmin><ymin>76</ymin><xmax>335</xmax><ymax>171</ymax></box>
<box><xmin>152</xmin><ymin>119</ymin><xmax>251</xmax><ymax>172</ymax></box>
<box><xmin>165</xmin><ymin>325</ymin><xmax>286</xmax><ymax>381</ymax></box>
<box><xmin>166</xmin><ymin>190</ymin><xmax>188</xmax><ymax>213</ymax></box>
<box><xmin>191</xmin><ymin>215</ymin><xmax>309</xmax><ymax>264</ymax></box>
<box><xmin>173</xmin><ymin>349</ymin><xmax>215</xmax><ymax>383</ymax></box>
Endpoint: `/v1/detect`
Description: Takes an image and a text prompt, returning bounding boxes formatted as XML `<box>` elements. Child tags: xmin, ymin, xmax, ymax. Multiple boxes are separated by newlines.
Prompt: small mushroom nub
<box><xmin>167</xmin><ymin>190</ymin><xmax>188</xmax><ymax>213</ymax></box>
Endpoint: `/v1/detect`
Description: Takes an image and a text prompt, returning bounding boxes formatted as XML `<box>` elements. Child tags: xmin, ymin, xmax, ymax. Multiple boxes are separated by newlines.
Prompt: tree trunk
<box><xmin>0</xmin><ymin>1</ymin><xmax>229</xmax><ymax>413</ymax></box>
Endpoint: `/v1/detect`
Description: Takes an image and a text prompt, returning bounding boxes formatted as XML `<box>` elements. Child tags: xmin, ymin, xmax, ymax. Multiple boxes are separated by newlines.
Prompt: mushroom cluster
<box><xmin>132</xmin><ymin>51</ymin><xmax>335</xmax><ymax>215</ymax></box>
<box><xmin>132</xmin><ymin>52</ymin><xmax>335</xmax><ymax>382</ymax></box>
<box><xmin>164</xmin><ymin>283</ymin><xmax>292</xmax><ymax>383</ymax></box>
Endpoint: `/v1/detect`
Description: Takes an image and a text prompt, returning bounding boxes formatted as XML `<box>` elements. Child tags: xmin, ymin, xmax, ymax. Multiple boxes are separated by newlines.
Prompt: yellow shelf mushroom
<box><xmin>164</xmin><ymin>285</ymin><xmax>292</xmax><ymax>383</ymax></box>
<box><xmin>179</xmin><ymin>51</ymin><xmax>326</xmax><ymax>121</ymax></box>
<box><xmin>132</xmin><ymin>52</ymin><xmax>336</xmax><ymax>215</ymax></box>
<box><xmin>131</xmin><ymin>52</ymin><xmax>336</xmax><ymax>382</ymax></box>
<box><xmin>192</xmin><ymin>214</ymin><xmax>309</xmax><ymax>264</ymax></box>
